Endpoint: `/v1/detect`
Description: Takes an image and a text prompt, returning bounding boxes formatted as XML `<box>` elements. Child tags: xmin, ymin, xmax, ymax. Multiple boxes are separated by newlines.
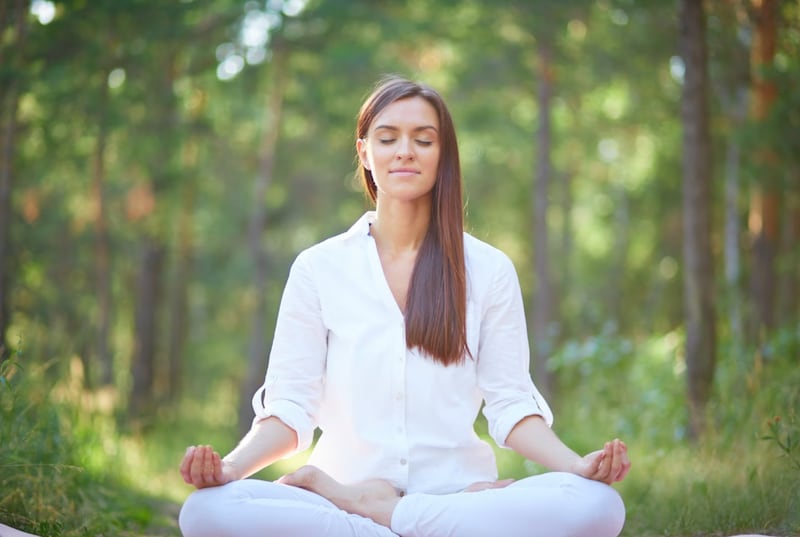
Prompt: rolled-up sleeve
<box><xmin>477</xmin><ymin>253</ymin><xmax>553</xmax><ymax>449</ymax></box>
<box><xmin>251</xmin><ymin>250</ymin><xmax>326</xmax><ymax>454</ymax></box>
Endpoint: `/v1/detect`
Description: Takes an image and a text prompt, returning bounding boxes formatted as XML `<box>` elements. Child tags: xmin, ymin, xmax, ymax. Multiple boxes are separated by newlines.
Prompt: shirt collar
<box><xmin>343</xmin><ymin>211</ymin><xmax>376</xmax><ymax>240</ymax></box>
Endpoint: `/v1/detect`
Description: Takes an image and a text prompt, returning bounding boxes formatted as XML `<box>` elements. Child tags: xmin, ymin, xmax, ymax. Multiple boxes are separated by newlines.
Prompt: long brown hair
<box><xmin>356</xmin><ymin>75</ymin><xmax>469</xmax><ymax>366</ymax></box>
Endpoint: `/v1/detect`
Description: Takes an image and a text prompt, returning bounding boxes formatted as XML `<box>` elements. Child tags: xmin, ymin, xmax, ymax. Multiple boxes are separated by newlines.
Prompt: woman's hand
<box><xmin>571</xmin><ymin>439</ymin><xmax>630</xmax><ymax>485</ymax></box>
<box><xmin>180</xmin><ymin>445</ymin><xmax>237</xmax><ymax>489</ymax></box>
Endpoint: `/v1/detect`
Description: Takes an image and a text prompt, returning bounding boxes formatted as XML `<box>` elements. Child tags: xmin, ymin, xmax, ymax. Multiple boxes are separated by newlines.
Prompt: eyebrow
<box><xmin>372</xmin><ymin>125</ymin><xmax>439</xmax><ymax>134</ymax></box>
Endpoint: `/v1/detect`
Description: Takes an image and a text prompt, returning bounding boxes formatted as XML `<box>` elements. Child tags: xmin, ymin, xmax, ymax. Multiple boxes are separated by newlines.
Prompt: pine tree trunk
<box><xmin>723</xmin><ymin>87</ymin><xmax>747</xmax><ymax>349</ymax></box>
<box><xmin>530</xmin><ymin>38</ymin><xmax>556</xmax><ymax>400</ymax></box>
<box><xmin>558</xmin><ymin>170</ymin><xmax>574</xmax><ymax>339</ymax></box>
<box><xmin>239</xmin><ymin>44</ymin><xmax>289</xmax><ymax>435</ymax></box>
<box><xmin>747</xmin><ymin>0</ymin><xmax>779</xmax><ymax>345</ymax></box>
<box><xmin>0</xmin><ymin>0</ymin><xmax>26</xmax><ymax>363</ymax></box>
<box><xmin>679</xmin><ymin>0</ymin><xmax>717</xmax><ymax>440</ymax></box>
<box><xmin>0</xmin><ymin>83</ymin><xmax>17</xmax><ymax>364</ymax></box>
<box><xmin>92</xmin><ymin>82</ymin><xmax>113</xmax><ymax>386</ymax></box>
<box><xmin>130</xmin><ymin>239</ymin><xmax>165</xmax><ymax>418</ymax></box>
<box><xmin>129</xmin><ymin>51</ymin><xmax>178</xmax><ymax>420</ymax></box>
<box><xmin>778</xmin><ymin>192</ymin><xmax>800</xmax><ymax>334</ymax></box>
<box><xmin>167</xmin><ymin>180</ymin><xmax>194</xmax><ymax>402</ymax></box>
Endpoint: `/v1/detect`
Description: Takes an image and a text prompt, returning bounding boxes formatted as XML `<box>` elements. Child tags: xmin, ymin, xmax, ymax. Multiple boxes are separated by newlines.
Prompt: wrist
<box><xmin>221</xmin><ymin>457</ymin><xmax>242</xmax><ymax>481</ymax></box>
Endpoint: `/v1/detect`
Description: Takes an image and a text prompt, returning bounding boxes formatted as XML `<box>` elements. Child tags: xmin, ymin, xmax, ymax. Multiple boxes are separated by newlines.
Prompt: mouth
<box><xmin>390</xmin><ymin>168</ymin><xmax>420</xmax><ymax>175</ymax></box>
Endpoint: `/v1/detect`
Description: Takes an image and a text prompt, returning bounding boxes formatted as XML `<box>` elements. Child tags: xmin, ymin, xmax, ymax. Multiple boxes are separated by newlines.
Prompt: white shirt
<box><xmin>252</xmin><ymin>212</ymin><xmax>552</xmax><ymax>495</ymax></box>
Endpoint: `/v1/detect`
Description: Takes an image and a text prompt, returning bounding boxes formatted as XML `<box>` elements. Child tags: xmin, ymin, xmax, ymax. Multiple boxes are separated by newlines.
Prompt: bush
<box><xmin>0</xmin><ymin>357</ymin><xmax>178</xmax><ymax>537</ymax></box>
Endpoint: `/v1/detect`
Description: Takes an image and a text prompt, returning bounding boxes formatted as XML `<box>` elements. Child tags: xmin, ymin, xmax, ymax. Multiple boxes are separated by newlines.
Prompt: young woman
<box><xmin>178</xmin><ymin>75</ymin><xmax>630</xmax><ymax>537</ymax></box>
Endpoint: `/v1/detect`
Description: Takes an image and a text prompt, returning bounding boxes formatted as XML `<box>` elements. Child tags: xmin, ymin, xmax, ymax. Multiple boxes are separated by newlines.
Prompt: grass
<box><xmin>1</xmin><ymin>329</ymin><xmax>798</xmax><ymax>537</ymax></box>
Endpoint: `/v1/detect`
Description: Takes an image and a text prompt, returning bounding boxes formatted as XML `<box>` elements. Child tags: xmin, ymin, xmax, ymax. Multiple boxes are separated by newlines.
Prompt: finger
<box><xmin>612</xmin><ymin>441</ymin><xmax>631</xmax><ymax>482</ymax></box>
<box><xmin>180</xmin><ymin>446</ymin><xmax>196</xmax><ymax>484</ymax></box>
<box><xmin>191</xmin><ymin>445</ymin><xmax>211</xmax><ymax>487</ymax></box>
<box><xmin>596</xmin><ymin>442</ymin><xmax>614</xmax><ymax>482</ymax></box>
<box><xmin>606</xmin><ymin>440</ymin><xmax>623</xmax><ymax>483</ymax></box>
<box><xmin>213</xmin><ymin>449</ymin><xmax>224</xmax><ymax>483</ymax></box>
<box><xmin>584</xmin><ymin>449</ymin><xmax>605</xmax><ymax>479</ymax></box>
<box><xmin>201</xmin><ymin>445</ymin><xmax>217</xmax><ymax>486</ymax></box>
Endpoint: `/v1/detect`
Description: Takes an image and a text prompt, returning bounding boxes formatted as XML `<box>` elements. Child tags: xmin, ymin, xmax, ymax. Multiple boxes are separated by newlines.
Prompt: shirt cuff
<box><xmin>252</xmin><ymin>396</ymin><xmax>316</xmax><ymax>454</ymax></box>
<box><xmin>488</xmin><ymin>399</ymin><xmax>553</xmax><ymax>449</ymax></box>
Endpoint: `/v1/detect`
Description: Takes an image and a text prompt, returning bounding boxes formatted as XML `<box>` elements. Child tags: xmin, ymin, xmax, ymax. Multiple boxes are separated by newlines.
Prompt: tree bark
<box><xmin>129</xmin><ymin>50</ymin><xmax>179</xmax><ymax>420</ymax></box>
<box><xmin>0</xmin><ymin>84</ymin><xmax>17</xmax><ymax>364</ymax></box>
<box><xmin>747</xmin><ymin>0</ymin><xmax>779</xmax><ymax>344</ymax></box>
<box><xmin>530</xmin><ymin>38</ymin><xmax>556</xmax><ymax>400</ymax></box>
<box><xmin>778</xmin><ymin>192</ymin><xmax>799</xmax><ymax>334</ymax></box>
<box><xmin>0</xmin><ymin>0</ymin><xmax>26</xmax><ymax>363</ymax></box>
<box><xmin>167</xmin><ymin>170</ymin><xmax>195</xmax><ymax>402</ymax></box>
<box><xmin>679</xmin><ymin>0</ymin><xmax>717</xmax><ymax>440</ymax></box>
<box><xmin>92</xmin><ymin>80</ymin><xmax>113</xmax><ymax>386</ymax></box>
<box><xmin>558</xmin><ymin>169</ymin><xmax>574</xmax><ymax>339</ymax></box>
<box><xmin>130</xmin><ymin>240</ymin><xmax>165</xmax><ymax>417</ymax></box>
<box><xmin>238</xmin><ymin>43</ymin><xmax>289</xmax><ymax>435</ymax></box>
<box><xmin>608</xmin><ymin>184</ymin><xmax>630</xmax><ymax>332</ymax></box>
<box><xmin>723</xmin><ymin>87</ymin><xmax>748</xmax><ymax>348</ymax></box>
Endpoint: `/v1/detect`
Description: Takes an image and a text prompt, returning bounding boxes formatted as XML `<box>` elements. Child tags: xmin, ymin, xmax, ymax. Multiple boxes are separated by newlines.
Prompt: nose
<box><xmin>395</xmin><ymin>137</ymin><xmax>414</xmax><ymax>160</ymax></box>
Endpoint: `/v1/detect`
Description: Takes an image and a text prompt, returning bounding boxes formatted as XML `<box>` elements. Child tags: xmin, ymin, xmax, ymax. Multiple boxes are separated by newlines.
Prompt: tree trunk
<box><xmin>0</xmin><ymin>83</ymin><xmax>17</xmax><ymax>364</ymax></box>
<box><xmin>723</xmin><ymin>87</ymin><xmax>748</xmax><ymax>350</ymax></box>
<box><xmin>608</xmin><ymin>184</ymin><xmax>630</xmax><ymax>332</ymax></box>
<box><xmin>558</xmin><ymin>170</ymin><xmax>574</xmax><ymax>339</ymax></box>
<box><xmin>130</xmin><ymin>239</ymin><xmax>165</xmax><ymax>418</ymax></box>
<box><xmin>129</xmin><ymin>50</ymin><xmax>178</xmax><ymax>419</ymax></box>
<box><xmin>92</xmin><ymin>80</ymin><xmax>113</xmax><ymax>386</ymax></box>
<box><xmin>679</xmin><ymin>0</ymin><xmax>717</xmax><ymax>440</ymax></box>
<box><xmin>167</xmin><ymin>172</ymin><xmax>195</xmax><ymax>402</ymax></box>
<box><xmin>747</xmin><ymin>0</ymin><xmax>779</xmax><ymax>345</ymax></box>
<box><xmin>778</xmin><ymin>192</ymin><xmax>799</xmax><ymax>334</ymax></box>
<box><xmin>0</xmin><ymin>0</ymin><xmax>26</xmax><ymax>363</ymax></box>
<box><xmin>530</xmin><ymin>39</ymin><xmax>556</xmax><ymax>400</ymax></box>
<box><xmin>238</xmin><ymin>44</ymin><xmax>289</xmax><ymax>435</ymax></box>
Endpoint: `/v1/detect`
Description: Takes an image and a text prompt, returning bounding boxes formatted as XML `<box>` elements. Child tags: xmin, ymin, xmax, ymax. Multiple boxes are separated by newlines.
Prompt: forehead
<box><xmin>370</xmin><ymin>96</ymin><xmax>439</xmax><ymax>131</ymax></box>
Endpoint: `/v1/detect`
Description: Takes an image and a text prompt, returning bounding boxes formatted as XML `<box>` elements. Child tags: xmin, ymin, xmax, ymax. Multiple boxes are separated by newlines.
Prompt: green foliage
<box><xmin>0</xmin><ymin>358</ymin><xmax>180</xmax><ymax>537</ymax></box>
<box><xmin>541</xmin><ymin>329</ymin><xmax>800</xmax><ymax>536</ymax></box>
<box><xmin>762</xmin><ymin>413</ymin><xmax>800</xmax><ymax>472</ymax></box>
<box><xmin>3</xmin><ymin>0</ymin><xmax>799</xmax><ymax>536</ymax></box>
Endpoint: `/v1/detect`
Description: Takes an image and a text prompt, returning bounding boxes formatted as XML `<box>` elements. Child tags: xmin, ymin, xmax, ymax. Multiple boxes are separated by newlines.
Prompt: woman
<box><xmin>178</xmin><ymin>75</ymin><xmax>630</xmax><ymax>537</ymax></box>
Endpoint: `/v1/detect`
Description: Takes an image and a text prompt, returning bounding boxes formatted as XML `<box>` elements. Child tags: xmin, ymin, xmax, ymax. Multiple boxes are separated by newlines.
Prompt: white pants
<box><xmin>179</xmin><ymin>472</ymin><xmax>625</xmax><ymax>537</ymax></box>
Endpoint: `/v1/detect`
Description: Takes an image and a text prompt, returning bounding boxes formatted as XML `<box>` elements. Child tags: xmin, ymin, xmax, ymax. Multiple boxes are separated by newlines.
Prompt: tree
<box><xmin>747</xmin><ymin>0</ymin><xmax>779</xmax><ymax>345</ymax></box>
<box><xmin>238</xmin><ymin>41</ymin><xmax>290</xmax><ymax>434</ymax></box>
<box><xmin>531</xmin><ymin>32</ymin><xmax>557</xmax><ymax>399</ymax></box>
<box><xmin>679</xmin><ymin>0</ymin><xmax>717</xmax><ymax>439</ymax></box>
<box><xmin>0</xmin><ymin>0</ymin><xmax>28</xmax><ymax>362</ymax></box>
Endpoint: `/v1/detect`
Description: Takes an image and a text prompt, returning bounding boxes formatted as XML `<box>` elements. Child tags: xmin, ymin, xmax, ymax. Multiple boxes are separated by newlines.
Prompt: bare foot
<box><xmin>279</xmin><ymin>465</ymin><xmax>401</xmax><ymax>527</ymax></box>
<box><xmin>464</xmin><ymin>478</ymin><xmax>516</xmax><ymax>492</ymax></box>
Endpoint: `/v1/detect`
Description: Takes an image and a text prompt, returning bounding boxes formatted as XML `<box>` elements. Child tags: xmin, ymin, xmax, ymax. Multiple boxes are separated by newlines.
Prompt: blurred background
<box><xmin>1</xmin><ymin>0</ymin><xmax>798</xmax><ymax>535</ymax></box>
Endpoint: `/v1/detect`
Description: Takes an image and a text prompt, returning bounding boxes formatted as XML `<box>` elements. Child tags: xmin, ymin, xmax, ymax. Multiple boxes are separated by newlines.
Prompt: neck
<box><xmin>371</xmin><ymin>199</ymin><xmax>431</xmax><ymax>254</ymax></box>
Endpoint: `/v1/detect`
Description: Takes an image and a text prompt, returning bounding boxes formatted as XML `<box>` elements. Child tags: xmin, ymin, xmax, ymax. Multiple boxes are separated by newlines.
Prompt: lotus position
<box><xmin>178</xmin><ymin>75</ymin><xmax>630</xmax><ymax>537</ymax></box>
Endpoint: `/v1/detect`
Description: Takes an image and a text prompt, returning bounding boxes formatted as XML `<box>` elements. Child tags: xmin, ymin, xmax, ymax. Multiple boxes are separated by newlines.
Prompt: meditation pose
<box><xmin>178</xmin><ymin>75</ymin><xmax>630</xmax><ymax>537</ymax></box>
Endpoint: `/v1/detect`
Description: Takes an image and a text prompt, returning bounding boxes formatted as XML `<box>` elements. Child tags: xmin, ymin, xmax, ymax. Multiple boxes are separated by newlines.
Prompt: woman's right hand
<box><xmin>180</xmin><ymin>445</ymin><xmax>237</xmax><ymax>489</ymax></box>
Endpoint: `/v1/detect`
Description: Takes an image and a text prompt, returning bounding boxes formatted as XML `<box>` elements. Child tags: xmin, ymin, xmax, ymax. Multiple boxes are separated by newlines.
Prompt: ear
<box><xmin>356</xmin><ymin>138</ymin><xmax>370</xmax><ymax>170</ymax></box>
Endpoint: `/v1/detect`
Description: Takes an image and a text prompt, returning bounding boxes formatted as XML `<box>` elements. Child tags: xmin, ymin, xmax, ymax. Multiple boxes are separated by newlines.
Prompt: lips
<box><xmin>390</xmin><ymin>168</ymin><xmax>420</xmax><ymax>174</ymax></box>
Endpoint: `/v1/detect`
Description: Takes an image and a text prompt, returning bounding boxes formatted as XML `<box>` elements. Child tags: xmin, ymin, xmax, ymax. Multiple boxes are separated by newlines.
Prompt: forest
<box><xmin>1</xmin><ymin>0</ymin><xmax>798</xmax><ymax>535</ymax></box>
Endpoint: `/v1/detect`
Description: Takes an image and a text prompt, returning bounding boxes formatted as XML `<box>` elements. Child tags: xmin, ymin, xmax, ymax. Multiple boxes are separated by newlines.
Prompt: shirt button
<box><xmin>400</xmin><ymin>458</ymin><xmax>407</xmax><ymax>465</ymax></box>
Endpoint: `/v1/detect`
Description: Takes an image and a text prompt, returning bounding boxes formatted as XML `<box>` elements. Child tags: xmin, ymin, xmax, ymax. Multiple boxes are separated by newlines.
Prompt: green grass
<box><xmin>1</xmin><ymin>329</ymin><xmax>798</xmax><ymax>536</ymax></box>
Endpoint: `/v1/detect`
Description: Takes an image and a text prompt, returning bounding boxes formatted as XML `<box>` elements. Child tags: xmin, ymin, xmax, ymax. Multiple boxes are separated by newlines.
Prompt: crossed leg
<box><xmin>280</xmin><ymin>465</ymin><xmax>625</xmax><ymax>537</ymax></box>
<box><xmin>278</xmin><ymin>465</ymin><xmax>403</xmax><ymax>527</ymax></box>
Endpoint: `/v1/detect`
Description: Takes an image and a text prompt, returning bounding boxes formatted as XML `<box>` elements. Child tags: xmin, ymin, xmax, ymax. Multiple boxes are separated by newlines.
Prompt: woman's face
<box><xmin>357</xmin><ymin>96</ymin><xmax>441</xmax><ymax>205</ymax></box>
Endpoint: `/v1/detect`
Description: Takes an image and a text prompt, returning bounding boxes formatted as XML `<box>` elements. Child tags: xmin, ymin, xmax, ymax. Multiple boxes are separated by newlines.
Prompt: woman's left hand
<box><xmin>572</xmin><ymin>438</ymin><xmax>630</xmax><ymax>484</ymax></box>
